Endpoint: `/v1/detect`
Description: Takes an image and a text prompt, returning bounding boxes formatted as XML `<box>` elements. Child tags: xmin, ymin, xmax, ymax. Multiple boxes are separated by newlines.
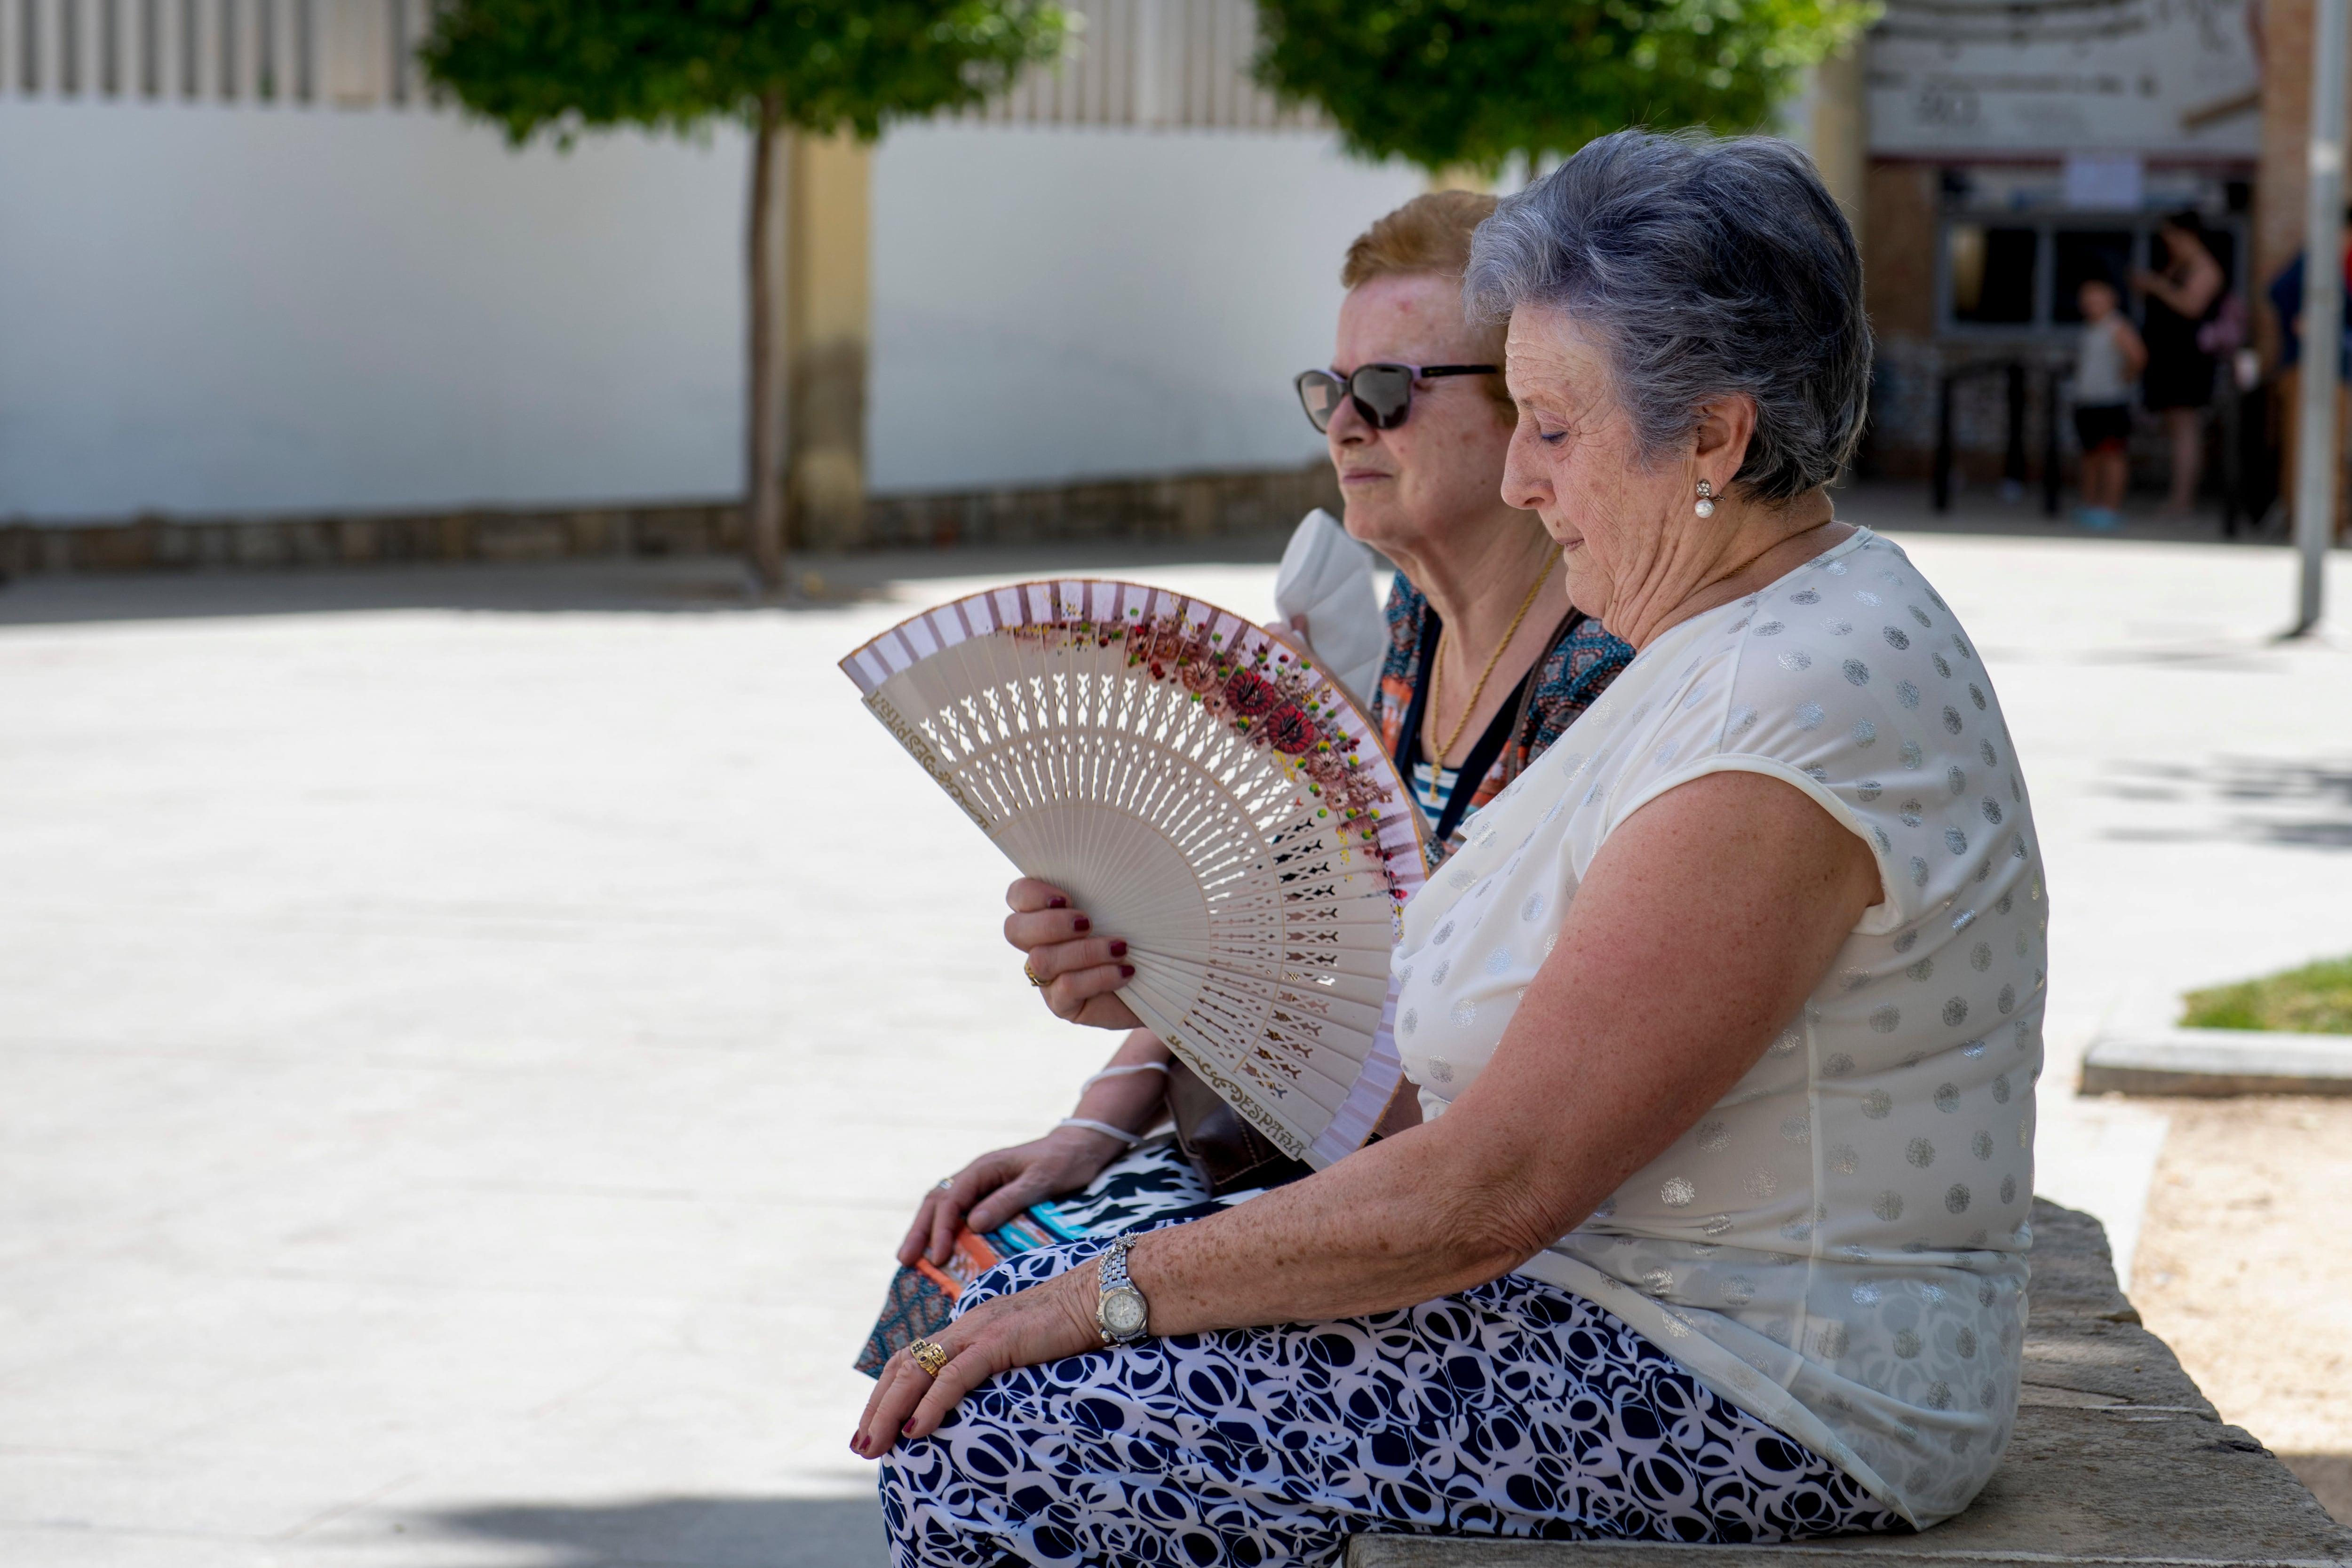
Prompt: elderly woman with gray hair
<box><xmin>856</xmin><ymin>130</ymin><xmax>2046</xmax><ymax>1564</ymax></box>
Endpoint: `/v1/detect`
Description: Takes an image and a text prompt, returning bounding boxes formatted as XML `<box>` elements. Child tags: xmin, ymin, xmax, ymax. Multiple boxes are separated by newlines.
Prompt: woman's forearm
<box><xmin>1128</xmin><ymin>1121</ymin><xmax>1550</xmax><ymax>1335</ymax></box>
<box><xmin>1118</xmin><ymin>771</ymin><xmax>1882</xmax><ymax>1342</ymax></box>
<box><xmin>1065</xmin><ymin>1029</ymin><xmax>1174</xmax><ymax>1138</ymax></box>
<box><xmin>2138</xmin><ymin>263</ymin><xmax>2222</xmax><ymax>318</ymax></box>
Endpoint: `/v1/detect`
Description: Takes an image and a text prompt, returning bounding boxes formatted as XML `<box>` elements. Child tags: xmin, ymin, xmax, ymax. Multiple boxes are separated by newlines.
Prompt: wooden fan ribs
<box><xmin>841</xmin><ymin>578</ymin><xmax>1429</xmax><ymax>1166</ymax></box>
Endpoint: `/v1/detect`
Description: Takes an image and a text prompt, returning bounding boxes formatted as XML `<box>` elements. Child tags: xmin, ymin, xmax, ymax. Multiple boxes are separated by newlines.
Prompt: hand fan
<box><xmin>840</xmin><ymin>578</ymin><xmax>1428</xmax><ymax>1168</ymax></box>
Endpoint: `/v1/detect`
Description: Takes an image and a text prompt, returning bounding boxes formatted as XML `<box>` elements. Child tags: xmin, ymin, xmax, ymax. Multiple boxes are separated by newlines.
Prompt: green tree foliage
<box><xmin>419</xmin><ymin>0</ymin><xmax>1068</xmax><ymax>144</ymax></box>
<box><xmin>1254</xmin><ymin>0</ymin><xmax>1876</xmax><ymax>174</ymax></box>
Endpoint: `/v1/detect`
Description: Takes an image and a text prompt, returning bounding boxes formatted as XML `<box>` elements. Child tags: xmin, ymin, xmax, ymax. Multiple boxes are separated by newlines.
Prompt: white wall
<box><xmin>871</xmin><ymin>123</ymin><xmax>1418</xmax><ymax>492</ymax></box>
<box><xmin>0</xmin><ymin>99</ymin><xmax>1420</xmax><ymax>522</ymax></box>
<box><xmin>0</xmin><ymin>100</ymin><xmax>744</xmax><ymax>521</ymax></box>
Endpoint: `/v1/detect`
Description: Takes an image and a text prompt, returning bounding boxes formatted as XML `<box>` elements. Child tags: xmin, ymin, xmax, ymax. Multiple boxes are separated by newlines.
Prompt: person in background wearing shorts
<box><xmin>2074</xmin><ymin>276</ymin><xmax>2146</xmax><ymax>531</ymax></box>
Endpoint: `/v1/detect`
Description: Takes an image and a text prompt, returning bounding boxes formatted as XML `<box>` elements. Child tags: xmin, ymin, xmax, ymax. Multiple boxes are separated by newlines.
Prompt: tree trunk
<box><xmin>784</xmin><ymin>132</ymin><xmax>873</xmax><ymax>552</ymax></box>
<box><xmin>745</xmin><ymin>93</ymin><xmax>789</xmax><ymax>590</ymax></box>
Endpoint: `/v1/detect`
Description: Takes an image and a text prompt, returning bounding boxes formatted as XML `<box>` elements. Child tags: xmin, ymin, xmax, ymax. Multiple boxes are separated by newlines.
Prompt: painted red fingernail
<box><xmin>1110</xmin><ymin>940</ymin><xmax>1128</xmax><ymax>957</ymax></box>
<box><xmin>901</xmin><ymin>1421</ymin><xmax>917</xmax><ymax>1436</ymax></box>
<box><xmin>1048</xmin><ymin>896</ymin><xmax>1068</xmax><ymax>909</ymax></box>
<box><xmin>1073</xmin><ymin>916</ymin><xmax>1091</xmax><ymax>932</ymax></box>
<box><xmin>1120</xmin><ymin>964</ymin><xmax>1136</xmax><ymax>979</ymax></box>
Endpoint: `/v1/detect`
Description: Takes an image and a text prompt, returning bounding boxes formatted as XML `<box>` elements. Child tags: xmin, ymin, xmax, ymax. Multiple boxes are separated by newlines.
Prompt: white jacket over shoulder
<box><xmin>1391</xmin><ymin>529</ymin><xmax>2045</xmax><ymax>1530</ymax></box>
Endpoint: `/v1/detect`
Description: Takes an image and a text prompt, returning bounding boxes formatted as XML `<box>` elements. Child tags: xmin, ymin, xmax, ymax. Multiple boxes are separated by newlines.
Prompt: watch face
<box><xmin>1101</xmin><ymin>1287</ymin><xmax>1148</xmax><ymax>1339</ymax></box>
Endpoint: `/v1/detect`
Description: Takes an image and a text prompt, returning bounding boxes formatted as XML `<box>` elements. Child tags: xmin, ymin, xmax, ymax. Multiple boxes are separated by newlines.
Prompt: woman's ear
<box><xmin>1691</xmin><ymin>394</ymin><xmax>1759</xmax><ymax>493</ymax></box>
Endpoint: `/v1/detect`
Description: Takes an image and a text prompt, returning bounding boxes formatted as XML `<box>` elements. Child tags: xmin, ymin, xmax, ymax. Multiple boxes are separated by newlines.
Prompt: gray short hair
<box><xmin>1465</xmin><ymin>130</ymin><xmax>1871</xmax><ymax>505</ymax></box>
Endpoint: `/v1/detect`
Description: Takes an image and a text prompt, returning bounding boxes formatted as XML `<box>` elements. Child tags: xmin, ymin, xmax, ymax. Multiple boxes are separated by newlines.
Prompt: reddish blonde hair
<box><xmin>1340</xmin><ymin>190</ymin><xmax>1511</xmax><ymax>413</ymax></box>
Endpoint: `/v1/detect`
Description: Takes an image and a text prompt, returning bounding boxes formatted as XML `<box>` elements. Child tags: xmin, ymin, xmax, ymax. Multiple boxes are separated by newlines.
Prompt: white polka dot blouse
<box><xmin>1390</xmin><ymin>528</ymin><xmax>2044</xmax><ymax>1530</ymax></box>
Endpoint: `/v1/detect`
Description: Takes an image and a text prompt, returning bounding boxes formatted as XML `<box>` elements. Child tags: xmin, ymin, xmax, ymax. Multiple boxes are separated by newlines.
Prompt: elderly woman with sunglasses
<box><xmin>872</xmin><ymin>191</ymin><xmax>1635</xmax><ymax>1323</ymax></box>
<box><xmin>1293</xmin><ymin>193</ymin><xmax>1635</xmax><ymax>853</ymax></box>
<box><xmin>860</xmin><ymin>132</ymin><xmax>2048</xmax><ymax>1566</ymax></box>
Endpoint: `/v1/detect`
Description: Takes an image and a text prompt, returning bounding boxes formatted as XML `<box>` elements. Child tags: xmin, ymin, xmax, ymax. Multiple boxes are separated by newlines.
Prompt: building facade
<box><xmin>1857</xmin><ymin>0</ymin><xmax>2269</xmax><ymax>497</ymax></box>
<box><xmin>14</xmin><ymin>0</ymin><xmax>2256</xmax><ymax>560</ymax></box>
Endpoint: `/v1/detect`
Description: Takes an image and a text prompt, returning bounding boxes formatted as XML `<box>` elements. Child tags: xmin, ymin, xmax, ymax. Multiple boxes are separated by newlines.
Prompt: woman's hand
<box><xmin>898</xmin><ymin>1125</ymin><xmax>1129</xmax><ymax>1267</ymax></box>
<box><xmin>852</xmin><ymin>1253</ymin><xmax>1105</xmax><ymax>1457</ymax></box>
<box><xmin>1005</xmin><ymin>878</ymin><xmax>1143</xmax><ymax>1030</ymax></box>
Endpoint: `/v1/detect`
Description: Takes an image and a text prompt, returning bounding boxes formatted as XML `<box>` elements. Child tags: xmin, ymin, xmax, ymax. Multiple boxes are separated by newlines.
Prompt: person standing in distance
<box><xmin>2072</xmin><ymin>276</ymin><xmax>2145</xmax><ymax>531</ymax></box>
<box><xmin>2130</xmin><ymin>211</ymin><xmax>2225</xmax><ymax>514</ymax></box>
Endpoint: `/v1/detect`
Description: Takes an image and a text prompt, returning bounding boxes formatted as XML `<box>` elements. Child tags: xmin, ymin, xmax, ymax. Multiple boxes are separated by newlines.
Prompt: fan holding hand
<box><xmin>850</xmin><ymin>191</ymin><xmax>1632</xmax><ymax>1383</ymax></box>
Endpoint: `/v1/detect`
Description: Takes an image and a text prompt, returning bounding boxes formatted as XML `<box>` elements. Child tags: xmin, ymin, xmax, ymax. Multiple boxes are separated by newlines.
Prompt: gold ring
<box><xmin>909</xmin><ymin>1338</ymin><xmax>950</xmax><ymax>1378</ymax></box>
<box><xmin>1024</xmin><ymin>960</ymin><xmax>1047</xmax><ymax>988</ymax></box>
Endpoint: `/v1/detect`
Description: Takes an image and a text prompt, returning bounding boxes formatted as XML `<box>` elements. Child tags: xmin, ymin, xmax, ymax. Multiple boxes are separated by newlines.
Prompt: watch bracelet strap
<box><xmin>1098</xmin><ymin>1234</ymin><xmax>1141</xmax><ymax>1344</ymax></box>
<box><xmin>1100</xmin><ymin>1234</ymin><xmax>1136</xmax><ymax>1293</ymax></box>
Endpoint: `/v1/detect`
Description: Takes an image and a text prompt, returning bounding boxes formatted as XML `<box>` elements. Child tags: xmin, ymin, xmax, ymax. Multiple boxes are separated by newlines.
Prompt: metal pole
<box><xmin>2291</xmin><ymin>0</ymin><xmax>2351</xmax><ymax>636</ymax></box>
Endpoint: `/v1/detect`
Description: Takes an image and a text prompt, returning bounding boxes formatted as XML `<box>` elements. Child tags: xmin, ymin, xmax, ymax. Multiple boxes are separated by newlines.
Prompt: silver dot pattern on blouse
<box><xmin>1383</xmin><ymin>531</ymin><xmax>2042</xmax><ymax>1530</ymax></box>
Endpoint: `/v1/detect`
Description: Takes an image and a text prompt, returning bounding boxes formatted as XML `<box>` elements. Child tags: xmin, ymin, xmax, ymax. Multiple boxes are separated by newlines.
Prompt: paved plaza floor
<box><xmin>3</xmin><ymin>495</ymin><xmax>2349</xmax><ymax>1566</ymax></box>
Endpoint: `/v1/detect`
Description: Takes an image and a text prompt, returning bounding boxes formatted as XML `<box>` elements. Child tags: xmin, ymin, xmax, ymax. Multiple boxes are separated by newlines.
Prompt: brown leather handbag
<box><xmin>1168</xmin><ymin>1059</ymin><xmax>1314</xmax><ymax>1197</ymax></box>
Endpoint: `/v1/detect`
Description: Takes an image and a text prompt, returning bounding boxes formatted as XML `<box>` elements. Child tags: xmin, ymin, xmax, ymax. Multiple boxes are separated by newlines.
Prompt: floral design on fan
<box><xmin>1011</xmin><ymin>604</ymin><xmax>1401</xmax><ymax>840</ymax></box>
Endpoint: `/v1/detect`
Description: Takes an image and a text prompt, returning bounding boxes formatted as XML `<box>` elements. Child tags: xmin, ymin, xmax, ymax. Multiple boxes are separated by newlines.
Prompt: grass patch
<box><xmin>2182</xmin><ymin>954</ymin><xmax>2352</xmax><ymax>1034</ymax></box>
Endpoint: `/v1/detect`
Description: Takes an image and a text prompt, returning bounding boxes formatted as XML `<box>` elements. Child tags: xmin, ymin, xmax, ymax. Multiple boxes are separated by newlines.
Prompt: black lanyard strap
<box><xmin>1394</xmin><ymin>606</ymin><xmax>1548</xmax><ymax>847</ymax></box>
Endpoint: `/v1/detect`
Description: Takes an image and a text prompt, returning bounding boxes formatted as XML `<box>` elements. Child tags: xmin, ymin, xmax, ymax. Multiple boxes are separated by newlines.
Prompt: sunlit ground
<box><xmin>1</xmin><ymin>487</ymin><xmax>2347</xmax><ymax>1561</ymax></box>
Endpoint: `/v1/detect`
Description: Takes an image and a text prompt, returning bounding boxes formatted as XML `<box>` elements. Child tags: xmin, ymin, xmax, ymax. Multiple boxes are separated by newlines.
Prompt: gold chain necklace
<box><xmin>1427</xmin><ymin>563</ymin><xmax>1551</xmax><ymax>772</ymax></box>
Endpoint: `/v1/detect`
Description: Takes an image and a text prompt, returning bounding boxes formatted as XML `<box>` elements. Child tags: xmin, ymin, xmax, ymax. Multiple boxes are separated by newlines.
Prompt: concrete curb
<box><xmin>2081</xmin><ymin>1029</ymin><xmax>2352</xmax><ymax>1097</ymax></box>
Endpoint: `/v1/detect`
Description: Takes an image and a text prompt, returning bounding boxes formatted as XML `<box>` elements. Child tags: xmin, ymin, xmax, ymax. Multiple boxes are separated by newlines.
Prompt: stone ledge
<box><xmin>1347</xmin><ymin>1201</ymin><xmax>2351</xmax><ymax>1567</ymax></box>
<box><xmin>2082</xmin><ymin>1029</ymin><xmax>2352</xmax><ymax>1097</ymax></box>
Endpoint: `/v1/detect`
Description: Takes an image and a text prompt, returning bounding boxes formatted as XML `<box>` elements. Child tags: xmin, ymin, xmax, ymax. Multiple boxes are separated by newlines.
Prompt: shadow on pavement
<box><xmin>0</xmin><ymin>556</ymin><xmax>770</xmax><ymax>626</ymax></box>
<box><xmin>2099</xmin><ymin>756</ymin><xmax>2352</xmax><ymax>851</ymax></box>
<box><xmin>424</xmin><ymin>1494</ymin><xmax>888</xmax><ymax>1568</ymax></box>
<box><xmin>4</xmin><ymin>479</ymin><xmax>2336</xmax><ymax>631</ymax></box>
<box><xmin>0</xmin><ymin>531</ymin><xmax>1302</xmax><ymax>628</ymax></box>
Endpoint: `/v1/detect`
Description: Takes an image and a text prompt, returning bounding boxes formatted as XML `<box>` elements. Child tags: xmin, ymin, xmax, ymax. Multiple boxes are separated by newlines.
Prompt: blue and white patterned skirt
<box><xmin>878</xmin><ymin>1145</ymin><xmax>1900</xmax><ymax>1567</ymax></box>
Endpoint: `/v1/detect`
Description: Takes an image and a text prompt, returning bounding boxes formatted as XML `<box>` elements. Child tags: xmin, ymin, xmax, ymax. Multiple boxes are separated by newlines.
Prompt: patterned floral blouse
<box><xmin>1372</xmin><ymin>575</ymin><xmax>1636</xmax><ymax>862</ymax></box>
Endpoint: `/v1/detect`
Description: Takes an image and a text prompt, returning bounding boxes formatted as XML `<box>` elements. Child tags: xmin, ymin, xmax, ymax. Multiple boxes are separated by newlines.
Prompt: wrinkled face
<box><xmin>1498</xmin><ymin>304</ymin><xmax>1687</xmax><ymax>627</ymax></box>
<box><xmin>1322</xmin><ymin>272</ymin><xmax>1517</xmax><ymax>561</ymax></box>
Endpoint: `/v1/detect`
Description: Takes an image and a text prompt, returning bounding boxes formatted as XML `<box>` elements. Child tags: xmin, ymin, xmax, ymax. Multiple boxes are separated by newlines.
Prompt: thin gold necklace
<box><xmin>1427</xmin><ymin>563</ymin><xmax>1550</xmax><ymax>772</ymax></box>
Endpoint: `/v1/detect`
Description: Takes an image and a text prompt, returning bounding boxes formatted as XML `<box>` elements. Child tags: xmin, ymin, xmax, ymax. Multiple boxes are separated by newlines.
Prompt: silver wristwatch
<box><xmin>1096</xmin><ymin>1234</ymin><xmax>1151</xmax><ymax>1346</ymax></box>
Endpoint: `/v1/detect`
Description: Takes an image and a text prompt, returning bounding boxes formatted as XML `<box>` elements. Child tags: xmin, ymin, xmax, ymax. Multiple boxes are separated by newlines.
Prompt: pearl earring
<box><xmin>1695</xmin><ymin>480</ymin><xmax>1716</xmax><ymax>518</ymax></box>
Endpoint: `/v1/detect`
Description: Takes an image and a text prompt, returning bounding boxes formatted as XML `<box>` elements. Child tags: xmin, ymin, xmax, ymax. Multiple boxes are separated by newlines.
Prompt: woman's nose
<box><xmin>1500</xmin><ymin>429</ymin><xmax>1549</xmax><ymax>511</ymax></box>
<box><xmin>1325</xmin><ymin>394</ymin><xmax>1374</xmax><ymax>444</ymax></box>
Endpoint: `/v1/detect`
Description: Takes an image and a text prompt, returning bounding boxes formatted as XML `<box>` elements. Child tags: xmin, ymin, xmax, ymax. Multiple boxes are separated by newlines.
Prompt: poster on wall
<box><xmin>1868</xmin><ymin>0</ymin><xmax>2260</xmax><ymax>158</ymax></box>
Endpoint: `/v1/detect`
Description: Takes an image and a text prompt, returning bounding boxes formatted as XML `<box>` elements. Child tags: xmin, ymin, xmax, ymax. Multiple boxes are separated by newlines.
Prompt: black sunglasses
<box><xmin>1295</xmin><ymin>362</ymin><xmax>1499</xmax><ymax>433</ymax></box>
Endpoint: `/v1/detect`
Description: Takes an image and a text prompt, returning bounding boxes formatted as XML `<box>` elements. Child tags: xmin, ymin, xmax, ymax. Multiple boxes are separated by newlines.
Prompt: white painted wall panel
<box><xmin>0</xmin><ymin>100</ymin><xmax>1417</xmax><ymax>522</ymax></box>
<box><xmin>0</xmin><ymin>99</ymin><xmax>744</xmax><ymax>519</ymax></box>
<box><xmin>868</xmin><ymin>122</ymin><xmax>1420</xmax><ymax>493</ymax></box>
